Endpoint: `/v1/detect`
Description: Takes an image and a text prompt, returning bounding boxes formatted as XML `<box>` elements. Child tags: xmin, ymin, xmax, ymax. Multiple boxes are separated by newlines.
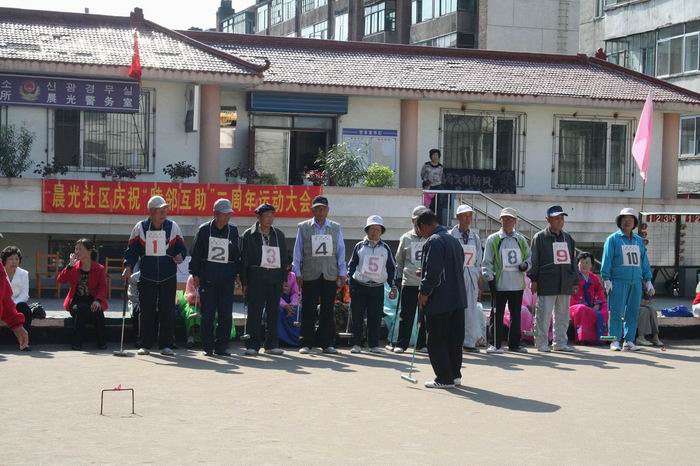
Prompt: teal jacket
<box><xmin>600</xmin><ymin>230</ymin><xmax>652</xmax><ymax>283</ymax></box>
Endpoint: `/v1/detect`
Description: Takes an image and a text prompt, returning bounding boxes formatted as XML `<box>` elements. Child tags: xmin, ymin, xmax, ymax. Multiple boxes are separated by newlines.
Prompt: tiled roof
<box><xmin>0</xmin><ymin>8</ymin><xmax>265</xmax><ymax>76</ymax></box>
<box><xmin>184</xmin><ymin>32</ymin><xmax>700</xmax><ymax>105</ymax></box>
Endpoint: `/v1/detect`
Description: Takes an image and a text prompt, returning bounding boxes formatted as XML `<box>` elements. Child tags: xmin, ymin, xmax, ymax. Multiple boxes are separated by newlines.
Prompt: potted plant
<box><xmin>303</xmin><ymin>168</ymin><xmax>326</xmax><ymax>186</ymax></box>
<box><xmin>252</xmin><ymin>171</ymin><xmax>279</xmax><ymax>185</ymax></box>
<box><xmin>34</xmin><ymin>158</ymin><xmax>69</xmax><ymax>178</ymax></box>
<box><xmin>0</xmin><ymin>124</ymin><xmax>35</xmax><ymax>178</ymax></box>
<box><xmin>101</xmin><ymin>164</ymin><xmax>138</xmax><ymax>181</ymax></box>
<box><xmin>163</xmin><ymin>161</ymin><xmax>198</xmax><ymax>182</ymax></box>
<box><xmin>224</xmin><ymin>163</ymin><xmax>258</xmax><ymax>184</ymax></box>
<box><xmin>364</xmin><ymin>163</ymin><xmax>395</xmax><ymax>188</ymax></box>
<box><xmin>316</xmin><ymin>143</ymin><xmax>367</xmax><ymax>187</ymax></box>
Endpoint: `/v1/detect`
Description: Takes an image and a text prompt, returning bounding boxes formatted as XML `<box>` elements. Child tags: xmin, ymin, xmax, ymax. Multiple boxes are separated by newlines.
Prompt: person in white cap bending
<box><xmin>481</xmin><ymin>207</ymin><xmax>531</xmax><ymax>354</ymax></box>
<box><xmin>123</xmin><ymin>195</ymin><xmax>187</xmax><ymax>356</ymax></box>
<box><xmin>528</xmin><ymin>205</ymin><xmax>578</xmax><ymax>353</ymax></box>
<box><xmin>292</xmin><ymin>196</ymin><xmax>347</xmax><ymax>354</ymax></box>
<box><xmin>600</xmin><ymin>207</ymin><xmax>653</xmax><ymax>352</ymax></box>
<box><xmin>450</xmin><ymin>204</ymin><xmax>484</xmax><ymax>353</ymax></box>
<box><xmin>347</xmin><ymin>215</ymin><xmax>397</xmax><ymax>353</ymax></box>
<box><xmin>387</xmin><ymin>205</ymin><xmax>429</xmax><ymax>353</ymax></box>
<box><xmin>189</xmin><ymin>199</ymin><xmax>240</xmax><ymax>357</ymax></box>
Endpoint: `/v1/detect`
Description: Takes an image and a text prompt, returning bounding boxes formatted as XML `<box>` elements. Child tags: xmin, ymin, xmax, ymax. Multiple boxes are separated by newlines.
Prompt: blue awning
<box><xmin>248</xmin><ymin>92</ymin><xmax>348</xmax><ymax>114</ymax></box>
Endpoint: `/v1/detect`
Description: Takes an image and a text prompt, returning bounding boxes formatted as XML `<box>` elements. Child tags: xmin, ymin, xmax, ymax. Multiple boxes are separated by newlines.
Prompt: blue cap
<box><xmin>546</xmin><ymin>205</ymin><xmax>567</xmax><ymax>217</ymax></box>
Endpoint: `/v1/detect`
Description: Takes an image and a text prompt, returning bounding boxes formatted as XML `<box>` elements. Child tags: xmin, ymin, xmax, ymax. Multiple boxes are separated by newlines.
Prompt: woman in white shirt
<box><xmin>1</xmin><ymin>246</ymin><xmax>32</xmax><ymax>350</ymax></box>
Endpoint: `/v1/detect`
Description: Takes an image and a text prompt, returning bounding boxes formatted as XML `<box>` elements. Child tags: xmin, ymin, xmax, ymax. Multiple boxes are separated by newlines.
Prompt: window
<box><xmin>595</xmin><ymin>0</ymin><xmax>605</xmax><ymax>17</ymax></box>
<box><xmin>283</xmin><ymin>0</ymin><xmax>296</xmax><ymax>21</ymax></box>
<box><xmin>271</xmin><ymin>0</ymin><xmax>283</xmax><ymax>25</ymax></box>
<box><xmin>334</xmin><ymin>13</ymin><xmax>348</xmax><ymax>41</ymax></box>
<box><xmin>554</xmin><ymin>117</ymin><xmax>634</xmax><ymax>189</ymax></box>
<box><xmin>412</xmin><ymin>0</ymin><xmax>419</xmax><ymax>24</ymax></box>
<box><xmin>412</xmin><ymin>0</ymin><xmax>456</xmax><ymax>23</ymax></box>
<box><xmin>605</xmin><ymin>32</ymin><xmax>655</xmax><ymax>75</ymax></box>
<box><xmin>301</xmin><ymin>21</ymin><xmax>327</xmax><ymax>39</ymax></box>
<box><xmin>441</xmin><ymin>110</ymin><xmax>524</xmax><ymax>185</ymax></box>
<box><xmin>439</xmin><ymin>0</ymin><xmax>456</xmax><ymax>15</ymax></box>
<box><xmin>680</xmin><ymin>115</ymin><xmax>700</xmax><ymax>157</ymax></box>
<box><xmin>257</xmin><ymin>4</ymin><xmax>269</xmax><ymax>32</ymax></box>
<box><xmin>220</xmin><ymin>106</ymin><xmax>237</xmax><ymax>149</ymax></box>
<box><xmin>416</xmin><ymin>33</ymin><xmax>457</xmax><ymax>48</ymax></box>
<box><xmin>301</xmin><ymin>0</ymin><xmax>326</xmax><ymax>13</ymax></box>
<box><xmin>364</xmin><ymin>2</ymin><xmax>394</xmax><ymax>36</ymax></box>
<box><xmin>51</xmin><ymin>90</ymin><xmax>154</xmax><ymax>172</ymax></box>
<box><xmin>655</xmin><ymin>23</ymin><xmax>700</xmax><ymax>77</ymax></box>
<box><xmin>221</xmin><ymin>17</ymin><xmax>234</xmax><ymax>32</ymax></box>
<box><xmin>233</xmin><ymin>12</ymin><xmax>254</xmax><ymax>34</ymax></box>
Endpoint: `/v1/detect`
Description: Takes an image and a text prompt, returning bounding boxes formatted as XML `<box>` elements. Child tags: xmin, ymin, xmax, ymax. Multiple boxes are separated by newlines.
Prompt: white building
<box><xmin>1</xmin><ymin>6</ymin><xmax>699</xmax><ymax>292</ymax></box>
<box><xmin>579</xmin><ymin>0</ymin><xmax>700</xmax><ymax>195</ymax></box>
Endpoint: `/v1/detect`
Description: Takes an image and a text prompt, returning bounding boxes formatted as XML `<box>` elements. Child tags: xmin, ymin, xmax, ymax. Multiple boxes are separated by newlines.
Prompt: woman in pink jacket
<box><xmin>570</xmin><ymin>252</ymin><xmax>609</xmax><ymax>344</ymax></box>
<box><xmin>278</xmin><ymin>270</ymin><xmax>301</xmax><ymax>346</ymax></box>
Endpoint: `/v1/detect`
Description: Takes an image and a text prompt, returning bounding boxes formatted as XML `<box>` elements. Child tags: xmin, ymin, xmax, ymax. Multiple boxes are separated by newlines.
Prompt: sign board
<box><xmin>342</xmin><ymin>128</ymin><xmax>398</xmax><ymax>173</ymax></box>
<box><xmin>444</xmin><ymin>168</ymin><xmax>516</xmax><ymax>194</ymax></box>
<box><xmin>640</xmin><ymin>213</ymin><xmax>700</xmax><ymax>267</ymax></box>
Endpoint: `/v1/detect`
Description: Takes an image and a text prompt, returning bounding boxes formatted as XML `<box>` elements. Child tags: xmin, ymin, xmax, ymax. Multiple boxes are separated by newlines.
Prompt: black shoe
<box><xmin>204</xmin><ymin>350</ymin><xmax>214</xmax><ymax>357</ymax></box>
<box><xmin>71</xmin><ymin>344</ymin><xmax>82</xmax><ymax>351</ymax></box>
<box><xmin>214</xmin><ymin>350</ymin><xmax>232</xmax><ymax>357</ymax></box>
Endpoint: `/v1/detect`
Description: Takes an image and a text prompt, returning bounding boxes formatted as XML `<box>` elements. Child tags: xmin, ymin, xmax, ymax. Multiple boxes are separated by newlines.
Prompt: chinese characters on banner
<box><xmin>0</xmin><ymin>73</ymin><xmax>139</xmax><ymax>113</ymax></box>
<box><xmin>42</xmin><ymin>180</ymin><xmax>322</xmax><ymax>217</ymax></box>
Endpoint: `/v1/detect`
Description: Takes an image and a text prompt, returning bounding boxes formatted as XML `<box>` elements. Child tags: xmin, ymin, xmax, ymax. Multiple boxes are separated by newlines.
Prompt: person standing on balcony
<box><xmin>482</xmin><ymin>207</ymin><xmax>531</xmax><ymax>354</ymax></box>
<box><xmin>420</xmin><ymin>149</ymin><xmax>447</xmax><ymax>224</ymax></box>
<box><xmin>239</xmin><ymin>203</ymin><xmax>288</xmax><ymax>356</ymax></box>
<box><xmin>449</xmin><ymin>204</ymin><xmax>484</xmax><ymax>353</ymax></box>
<box><xmin>292</xmin><ymin>196</ymin><xmax>347</xmax><ymax>355</ymax></box>
<box><xmin>388</xmin><ymin>205</ymin><xmax>429</xmax><ymax>354</ymax></box>
<box><xmin>123</xmin><ymin>195</ymin><xmax>187</xmax><ymax>357</ymax></box>
<box><xmin>600</xmin><ymin>207</ymin><xmax>653</xmax><ymax>352</ymax></box>
<box><xmin>189</xmin><ymin>198</ymin><xmax>240</xmax><ymax>357</ymax></box>
<box><xmin>528</xmin><ymin>205</ymin><xmax>578</xmax><ymax>353</ymax></box>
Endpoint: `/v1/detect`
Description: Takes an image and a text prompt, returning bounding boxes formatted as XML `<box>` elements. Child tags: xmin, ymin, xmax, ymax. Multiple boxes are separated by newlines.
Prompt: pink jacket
<box><xmin>280</xmin><ymin>271</ymin><xmax>300</xmax><ymax>308</ymax></box>
<box><xmin>185</xmin><ymin>275</ymin><xmax>200</xmax><ymax>306</ymax></box>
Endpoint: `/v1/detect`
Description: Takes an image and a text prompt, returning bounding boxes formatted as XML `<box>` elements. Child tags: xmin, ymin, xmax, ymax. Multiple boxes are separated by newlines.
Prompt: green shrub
<box><xmin>316</xmin><ymin>143</ymin><xmax>367</xmax><ymax>187</ymax></box>
<box><xmin>364</xmin><ymin>163</ymin><xmax>395</xmax><ymax>188</ymax></box>
<box><xmin>0</xmin><ymin>125</ymin><xmax>35</xmax><ymax>178</ymax></box>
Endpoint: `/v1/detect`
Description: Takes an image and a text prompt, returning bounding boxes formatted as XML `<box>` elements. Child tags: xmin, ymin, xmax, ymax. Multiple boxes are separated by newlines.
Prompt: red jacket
<box><xmin>57</xmin><ymin>260</ymin><xmax>109</xmax><ymax>312</ymax></box>
<box><xmin>694</xmin><ymin>290</ymin><xmax>700</xmax><ymax>306</ymax></box>
<box><xmin>0</xmin><ymin>263</ymin><xmax>25</xmax><ymax>329</ymax></box>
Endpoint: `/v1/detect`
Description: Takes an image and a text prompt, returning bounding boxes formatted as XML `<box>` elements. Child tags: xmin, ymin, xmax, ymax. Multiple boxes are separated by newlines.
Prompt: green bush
<box><xmin>316</xmin><ymin>143</ymin><xmax>367</xmax><ymax>187</ymax></box>
<box><xmin>254</xmin><ymin>172</ymin><xmax>279</xmax><ymax>185</ymax></box>
<box><xmin>364</xmin><ymin>163</ymin><xmax>395</xmax><ymax>188</ymax></box>
<box><xmin>0</xmin><ymin>125</ymin><xmax>35</xmax><ymax>178</ymax></box>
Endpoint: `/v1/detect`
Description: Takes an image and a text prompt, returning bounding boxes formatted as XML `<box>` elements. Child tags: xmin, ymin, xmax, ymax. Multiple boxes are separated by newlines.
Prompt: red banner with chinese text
<box><xmin>42</xmin><ymin>179</ymin><xmax>322</xmax><ymax>217</ymax></box>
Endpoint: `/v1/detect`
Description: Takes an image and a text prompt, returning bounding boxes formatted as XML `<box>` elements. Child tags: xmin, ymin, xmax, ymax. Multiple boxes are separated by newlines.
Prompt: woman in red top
<box><xmin>0</xmin><ymin>262</ymin><xmax>29</xmax><ymax>350</ymax></box>
<box><xmin>57</xmin><ymin>239</ymin><xmax>108</xmax><ymax>350</ymax></box>
<box><xmin>570</xmin><ymin>252</ymin><xmax>609</xmax><ymax>344</ymax></box>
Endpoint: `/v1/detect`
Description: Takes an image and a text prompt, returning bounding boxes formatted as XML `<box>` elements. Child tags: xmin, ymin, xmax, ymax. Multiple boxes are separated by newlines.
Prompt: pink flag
<box><xmin>632</xmin><ymin>93</ymin><xmax>653</xmax><ymax>181</ymax></box>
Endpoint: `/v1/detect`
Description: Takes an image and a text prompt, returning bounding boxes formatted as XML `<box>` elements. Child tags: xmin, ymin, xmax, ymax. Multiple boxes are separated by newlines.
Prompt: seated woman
<box><xmin>333</xmin><ymin>281</ymin><xmax>351</xmax><ymax>336</ymax></box>
<box><xmin>278</xmin><ymin>270</ymin><xmax>301</xmax><ymax>346</ymax></box>
<box><xmin>1</xmin><ymin>246</ymin><xmax>32</xmax><ymax>351</ymax></box>
<box><xmin>569</xmin><ymin>252</ymin><xmax>609</xmax><ymax>344</ymax></box>
<box><xmin>178</xmin><ymin>274</ymin><xmax>202</xmax><ymax>349</ymax></box>
<box><xmin>57</xmin><ymin>239</ymin><xmax>108</xmax><ymax>350</ymax></box>
<box><xmin>637</xmin><ymin>284</ymin><xmax>663</xmax><ymax>347</ymax></box>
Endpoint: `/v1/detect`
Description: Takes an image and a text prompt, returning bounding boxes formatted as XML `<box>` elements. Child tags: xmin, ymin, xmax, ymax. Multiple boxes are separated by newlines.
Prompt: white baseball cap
<box><xmin>412</xmin><ymin>205</ymin><xmax>430</xmax><ymax>219</ymax></box>
<box><xmin>455</xmin><ymin>204</ymin><xmax>474</xmax><ymax>217</ymax></box>
<box><xmin>365</xmin><ymin>215</ymin><xmax>386</xmax><ymax>234</ymax></box>
<box><xmin>147</xmin><ymin>195</ymin><xmax>168</xmax><ymax>209</ymax></box>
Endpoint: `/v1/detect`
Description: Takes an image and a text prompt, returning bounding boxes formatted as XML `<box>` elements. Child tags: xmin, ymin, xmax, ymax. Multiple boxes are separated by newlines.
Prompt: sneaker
<box><xmin>244</xmin><ymin>348</ymin><xmax>259</xmax><ymax>356</ymax></box>
<box><xmin>264</xmin><ymin>348</ymin><xmax>284</xmax><ymax>355</ymax></box>
<box><xmin>384</xmin><ymin>344</ymin><xmax>395</xmax><ymax>351</ymax></box>
<box><xmin>453</xmin><ymin>378</ymin><xmax>462</xmax><ymax>386</ymax></box>
<box><xmin>137</xmin><ymin>348</ymin><xmax>150</xmax><ymax>355</ymax></box>
<box><xmin>204</xmin><ymin>350</ymin><xmax>214</xmax><ymax>357</ymax></box>
<box><xmin>418</xmin><ymin>347</ymin><xmax>429</xmax><ymax>354</ymax></box>
<box><xmin>424</xmin><ymin>380</ymin><xmax>455</xmax><ymax>389</ymax></box>
<box><xmin>636</xmin><ymin>336</ymin><xmax>653</xmax><ymax>346</ymax></box>
<box><xmin>186</xmin><ymin>336</ymin><xmax>195</xmax><ymax>349</ymax></box>
<box><xmin>350</xmin><ymin>345</ymin><xmax>362</xmax><ymax>353</ymax></box>
<box><xmin>610</xmin><ymin>341</ymin><xmax>621</xmax><ymax>351</ymax></box>
<box><xmin>651</xmin><ymin>336</ymin><xmax>664</xmax><ymax>347</ymax></box>
<box><xmin>161</xmin><ymin>347</ymin><xmax>175</xmax><ymax>356</ymax></box>
<box><xmin>393</xmin><ymin>347</ymin><xmax>405</xmax><ymax>354</ymax></box>
<box><xmin>323</xmin><ymin>346</ymin><xmax>339</xmax><ymax>354</ymax></box>
<box><xmin>486</xmin><ymin>345</ymin><xmax>504</xmax><ymax>354</ymax></box>
<box><xmin>299</xmin><ymin>347</ymin><xmax>311</xmax><ymax>354</ymax></box>
<box><xmin>623</xmin><ymin>341</ymin><xmax>641</xmax><ymax>352</ymax></box>
<box><xmin>538</xmin><ymin>345</ymin><xmax>552</xmax><ymax>353</ymax></box>
<box><xmin>509</xmin><ymin>346</ymin><xmax>528</xmax><ymax>354</ymax></box>
<box><xmin>463</xmin><ymin>346</ymin><xmax>480</xmax><ymax>353</ymax></box>
<box><xmin>553</xmin><ymin>345</ymin><xmax>575</xmax><ymax>352</ymax></box>
<box><xmin>369</xmin><ymin>346</ymin><xmax>383</xmax><ymax>353</ymax></box>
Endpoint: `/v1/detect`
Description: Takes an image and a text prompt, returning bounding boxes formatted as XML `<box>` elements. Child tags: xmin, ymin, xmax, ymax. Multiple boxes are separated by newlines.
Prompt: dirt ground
<box><xmin>2</xmin><ymin>342</ymin><xmax>699</xmax><ymax>465</ymax></box>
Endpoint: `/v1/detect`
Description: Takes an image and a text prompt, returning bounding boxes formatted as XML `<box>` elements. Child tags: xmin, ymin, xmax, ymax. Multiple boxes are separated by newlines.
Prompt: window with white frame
<box><xmin>271</xmin><ymin>0</ymin><xmax>283</xmax><ymax>25</ymax></box>
<box><xmin>554</xmin><ymin>116</ymin><xmax>634</xmax><ymax>189</ymax></box>
<box><xmin>334</xmin><ymin>13</ymin><xmax>348</xmax><ymax>41</ymax></box>
<box><xmin>595</xmin><ymin>0</ymin><xmax>605</xmax><ymax>17</ymax></box>
<box><xmin>413</xmin><ymin>0</ymin><xmax>457</xmax><ymax>23</ymax></box>
<box><xmin>257</xmin><ymin>4</ymin><xmax>269</xmax><ymax>32</ymax></box>
<box><xmin>301</xmin><ymin>20</ymin><xmax>328</xmax><ymax>39</ymax></box>
<box><xmin>441</xmin><ymin>111</ymin><xmax>524</xmax><ymax>185</ymax></box>
<box><xmin>301</xmin><ymin>0</ymin><xmax>326</xmax><ymax>13</ymax></box>
<box><xmin>680</xmin><ymin>115</ymin><xmax>700</xmax><ymax>157</ymax></box>
<box><xmin>415</xmin><ymin>32</ymin><xmax>457</xmax><ymax>48</ymax></box>
<box><xmin>656</xmin><ymin>21</ymin><xmax>700</xmax><ymax>77</ymax></box>
<box><xmin>364</xmin><ymin>3</ymin><xmax>395</xmax><ymax>36</ymax></box>
<box><xmin>283</xmin><ymin>0</ymin><xmax>296</xmax><ymax>21</ymax></box>
<box><xmin>605</xmin><ymin>31</ymin><xmax>655</xmax><ymax>75</ymax></box>
<box><xmin>50</xmin><ymin>89</ymin><xmax>154</xmax><ymax>172</ymax></box>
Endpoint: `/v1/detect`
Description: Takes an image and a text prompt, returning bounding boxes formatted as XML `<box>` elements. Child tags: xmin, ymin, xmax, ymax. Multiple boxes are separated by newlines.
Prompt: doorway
<box><xmin>289</xmin><ymin>131</ymin><xmax>328</xmax><ymax>185</ymax></box>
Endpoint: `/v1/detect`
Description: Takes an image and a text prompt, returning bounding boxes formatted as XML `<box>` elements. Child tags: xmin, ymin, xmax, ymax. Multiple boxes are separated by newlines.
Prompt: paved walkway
<box><xmin>2</xmin><ymin>342</ymin><xmax>699</xmax><ymax>464</ymax></box>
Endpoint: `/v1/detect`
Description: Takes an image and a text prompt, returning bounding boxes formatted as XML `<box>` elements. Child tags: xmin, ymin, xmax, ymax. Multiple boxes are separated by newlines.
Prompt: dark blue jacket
<box><xmin>419</xmin><ymin>225</ymin><xmax>468</xmax><ymax>316</ymax></box>
<box><xmin>189</xmin><ymin>220</ymin><xmax>240</xmax><ymax>285</ymax></box>
<box><xmin>124</xmin><ymin>218</ymin><xmax>187</xmax><ymax>283</ymax></box>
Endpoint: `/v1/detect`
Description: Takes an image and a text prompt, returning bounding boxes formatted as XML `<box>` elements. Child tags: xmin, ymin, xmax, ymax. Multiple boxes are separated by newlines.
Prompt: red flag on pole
<box><xmin>128</xmin><ymin>30</ymin><xmax>142</xmax><ymax>80</ymax></box>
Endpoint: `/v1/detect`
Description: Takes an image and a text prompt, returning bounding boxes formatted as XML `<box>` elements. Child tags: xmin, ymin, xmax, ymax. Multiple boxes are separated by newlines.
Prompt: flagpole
<box><xmin>640</xmin><ymin>177</ymin><xmax>646</xmax><ymax>213</ymax></box>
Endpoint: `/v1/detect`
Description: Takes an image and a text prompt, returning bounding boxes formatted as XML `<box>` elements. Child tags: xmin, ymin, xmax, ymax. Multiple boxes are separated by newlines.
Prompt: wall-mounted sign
<box><xmin>342</xmin><ymin>128</ymin><xmax>398</xmax><ymax>173</ymax></box>
<box><xmin>444</xmin><ymin>168</ymin><xmax>516</xmax><ymax>194</ymax></box>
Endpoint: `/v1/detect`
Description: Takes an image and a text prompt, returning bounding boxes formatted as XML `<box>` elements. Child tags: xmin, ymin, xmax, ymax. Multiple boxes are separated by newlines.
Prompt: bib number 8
<box><xmin>507</xmin><ymin>250</ymin><xmax>518</xmax><ymax>265</ymax></box>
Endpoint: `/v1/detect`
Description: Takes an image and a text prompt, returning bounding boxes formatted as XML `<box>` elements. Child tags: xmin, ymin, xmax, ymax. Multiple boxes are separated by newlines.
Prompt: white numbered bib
<box><xmin>145</xmin><ymin>230</ymin><xmax>166</xmax><ymax>257</ymax></box>
<box><xmin>410</xmin><ymin>241</ymin><xmax>426</xmax><ymax>264</ymax></box>
<box><xmin>311</xmin><ymin>234</ymin><xmax>333</xmax><ymax>257</ymax></box>
<box><xmin>361</xmin><ymin>255</ymin><xmax>386</xmax><ymax>282</ymax></box>
<box><xmin>207</xmin><ymin>236</ymin><xmax>229</xmax><ymax>263</ymax></box>
<box><xmin>501</xmin><ymin>248</ymin><xmax>521</xmax><ymax>272</ymax></box>
<box><xmin>463</xmin><ymin>244</ymin><xmax>477</xmax><ymax>268</ymax></box>
<box><xmin>261</xmin><ymin>245</ymin><xmax>281</xmax><ymax>269</ymax></box>
<box><xmin>621</xmin><ymin>244</ymin><xmax>641</xmax><ymax>267</ymax></box>
<box><xmin>552</xmin><ymin>242</ymin><xmax>571</xmax><ymax>265</ymax></box>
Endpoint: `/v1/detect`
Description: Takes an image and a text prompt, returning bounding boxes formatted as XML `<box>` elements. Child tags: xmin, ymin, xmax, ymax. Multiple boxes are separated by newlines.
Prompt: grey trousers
<box><xmin>637</xmin><ymin>304</ymin><xmax>659</xmax><ymax>337</ymax></box>
<box><xmin>535</xmin><ymin>295</ymin><xmax>571</xmax><ymax>348</ymax></box>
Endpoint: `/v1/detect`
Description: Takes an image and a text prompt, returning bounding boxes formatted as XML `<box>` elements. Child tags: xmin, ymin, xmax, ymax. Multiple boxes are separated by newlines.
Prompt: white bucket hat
<box><xmin>365</xmin><ymin>215</ymin><xmax>386</xmax><ymax>234</ymax></box>
<box><xmin>616</xmin><ymin>207</ymin><xmax>639</xmax><ymax>228</ymax></box>
<box><xmin>499</xmin><ymin>207</ymin><xmax>518</xmax><ymax>219</ymax></box>
<box><xmin>412</xmin><ymin>205</ymin><xmax>430</xmax><ymax>219</ymax></box>
<box><xmin>455</xmin><ymin>204</ymin><xmax>474</xmax><ymax>217</ymax></box>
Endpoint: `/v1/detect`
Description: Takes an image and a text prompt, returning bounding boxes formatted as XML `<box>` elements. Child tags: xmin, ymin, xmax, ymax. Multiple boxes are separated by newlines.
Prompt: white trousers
<box><xmin>535</xmin><ymin>294</ymin><xmax>571</xmax><ymax>348</ymax></box>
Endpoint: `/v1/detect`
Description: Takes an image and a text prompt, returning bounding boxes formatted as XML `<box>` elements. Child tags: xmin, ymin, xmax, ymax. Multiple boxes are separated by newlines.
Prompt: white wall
<box><xmin>416</xmin><ymin>100</ymin><xmax>664</xmax><ymax>198</ymax></box>
<box><xmin>5</xmin><ymin>80</ymin><xmax>201</xmax><ymax>183</ymax></box>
